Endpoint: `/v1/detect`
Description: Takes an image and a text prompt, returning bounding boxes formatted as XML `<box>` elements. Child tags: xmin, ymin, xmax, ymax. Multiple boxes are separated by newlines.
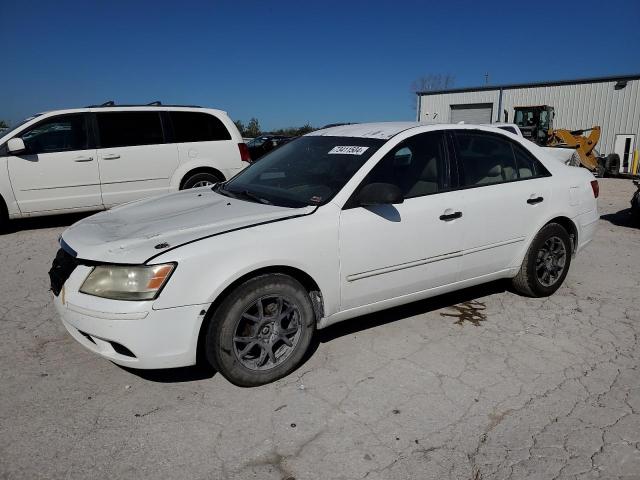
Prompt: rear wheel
<box><xmin>181</xmin><ymin>171</ymin><xmax>223</xmax><ymax>189</ymax></box>
<box><xmin>512</xmin><ymin>223</ymin><xmax>572</xmax><ymax>297</ymax></box>
<box><xmin>205</xmin><ymin>274</ymin><xmax>316</xmax><ymax>387</ymax></box>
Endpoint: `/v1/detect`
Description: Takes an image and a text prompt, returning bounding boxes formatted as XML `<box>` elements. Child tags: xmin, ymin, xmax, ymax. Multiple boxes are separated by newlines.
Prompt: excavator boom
<box><xmin>546</xmin><ymin>126</ymin><xmax>601</xmax><ymax>170</ymax></box>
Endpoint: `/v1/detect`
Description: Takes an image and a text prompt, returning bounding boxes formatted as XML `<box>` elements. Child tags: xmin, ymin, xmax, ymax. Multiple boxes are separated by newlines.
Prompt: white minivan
<box><xmin>0</xmin><ymin>103</ymin><xmax>250</xmax><ymax>228</ymax></box>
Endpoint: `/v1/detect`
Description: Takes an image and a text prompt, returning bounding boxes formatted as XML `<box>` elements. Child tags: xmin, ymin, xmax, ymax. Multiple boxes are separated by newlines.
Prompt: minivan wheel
<box><xmin>205</xmin><ymin>274</ymin><xmax>316</xmax><ymax>387</ymax></box>
<box><xmin>181</xmin><ymin>172</ymin><xmax>223</xmax><ymax>189</ymax></box>
<box><xmin>512</xmin><ymin>223</ymin><xmax>572</xmax><ymax>297</ymax></box>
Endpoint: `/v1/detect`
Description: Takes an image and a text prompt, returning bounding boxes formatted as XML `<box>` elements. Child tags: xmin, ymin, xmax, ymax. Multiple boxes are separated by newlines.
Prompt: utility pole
<box><xmin>484</xmin><ymin>73</ymin><xmax>489</xmax><ymax>85</ymax></box>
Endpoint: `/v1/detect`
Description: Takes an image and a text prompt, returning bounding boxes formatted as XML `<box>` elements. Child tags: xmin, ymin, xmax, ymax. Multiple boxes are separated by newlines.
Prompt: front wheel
<box><xmin>512</xmin><ymin>223</ymin><xmax>572</xmax><ymax>297</ymax></box>
<box><xmin>181</xmin><ymin>172</ymin><xmax>223</xmax><ymax>189</ymax></box>
<box><xmin>205</xmin><ymin>274</ymin><xmax>316</xmax><ymax>387</ymax></box>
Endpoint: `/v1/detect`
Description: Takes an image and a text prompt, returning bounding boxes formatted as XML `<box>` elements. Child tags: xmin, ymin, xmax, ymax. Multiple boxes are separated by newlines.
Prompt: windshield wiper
<box><xmin>218</xmin><ymin>185</ymin><xmax>272</xmax><ymax>205</ymax></box>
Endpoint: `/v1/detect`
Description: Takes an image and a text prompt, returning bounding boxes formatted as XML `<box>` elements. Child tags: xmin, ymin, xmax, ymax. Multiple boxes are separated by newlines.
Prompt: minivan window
<box><xmin>169</xmin><ymin>112</ymin><xmax>231</xmax><ymax>142</ymax></box>
<box><xmin>97</xmin><ymin>112</ymin><xmax>164</xmax><ymax>148</ymax></box>
<box><xmin>21</xmin><ymin>114</ymin><xmax>89</xmax><ymax>154</ymax></box>
<box><xmin>358</xmin><ymin>131</ymin><xmax>448</xmax><ymax>199</ymax></box>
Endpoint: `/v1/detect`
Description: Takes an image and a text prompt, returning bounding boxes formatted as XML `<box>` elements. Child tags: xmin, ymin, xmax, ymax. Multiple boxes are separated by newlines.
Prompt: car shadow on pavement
<box><xmin>119</xmin><ymin>363</ymin><xmax>217</xmax><ymax>383</ymax></box>
<box><xmin>4</xmin><ymin>211</ymin><xmax>95</xmax><ymax>233</ymax></box>
<box><xmin>600</xmin><ymin>208</ymin><xmax>639</xmax><ymax>229</ymax></box>
<box><xmin>315</xmin><ymin>280</ymin><xmax>508</xmax><ymax>345</ymax></box>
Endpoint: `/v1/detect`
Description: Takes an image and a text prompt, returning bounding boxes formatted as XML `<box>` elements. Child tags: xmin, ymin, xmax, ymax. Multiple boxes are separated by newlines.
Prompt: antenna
<box><xmin>147</xmin><ymin>101</ymin><xmax>162</xmax><ymax>106</ymax></box>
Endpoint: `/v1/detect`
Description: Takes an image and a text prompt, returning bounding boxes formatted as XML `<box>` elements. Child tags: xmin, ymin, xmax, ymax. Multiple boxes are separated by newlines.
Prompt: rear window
<box><xmin>97</xmin><ymin>112</ymin><xmax>164</xmax><ymax>148</ymax></box>
<box><xmin>169</xmin><ymin>111</ymin><xmax>231</xmax><ymax>142</ymax></box>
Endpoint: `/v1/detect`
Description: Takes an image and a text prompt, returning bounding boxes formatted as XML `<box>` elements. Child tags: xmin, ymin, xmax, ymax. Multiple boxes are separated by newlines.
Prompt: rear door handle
<box><xmin>102</xmin><ymin>154</ymin><xmax>120</xmax><ymax>160</ymax></box>
<box><xmin>527</xmin><ymin>196</ymin><xmax>544</xmax><ymax>205</ymax></box>
<box><xmin>439</xmin><ymin>211</ymin><xmax>462</xmax><ymax>221</ymax></box>
<box><xmin>73</xmin><ymin>156</ymin><xmax>93</xmax><ymax>162</ymax></box>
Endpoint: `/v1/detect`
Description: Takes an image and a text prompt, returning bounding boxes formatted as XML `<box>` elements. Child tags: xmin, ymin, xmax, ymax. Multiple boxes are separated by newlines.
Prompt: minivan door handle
<box><xmin>101</xmin><ymin>154</ymin><xmax>120</xmax><ymax>160</ymax></box>
<box><xmin>527</xmin><ymin>196</ymin><xmax>544</xmax><ymax>205</ymax></box>
<box><xmin>73</xmin><ymin>156</ymin><xmax>93</xmax><ymax>162</ymax></box>
<box><xmin>439</xmin><ymin>211</ymin><xmax>462</xmax><ymax>221</ymax></box>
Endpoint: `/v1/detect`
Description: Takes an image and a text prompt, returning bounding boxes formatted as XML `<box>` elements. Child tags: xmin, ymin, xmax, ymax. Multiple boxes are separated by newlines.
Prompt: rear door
<box><xmin>451</xmin><ymin>130</ymin><xmax>552</xmax><ymax>280</ymax></box>
<box><xmin>95</xmin><ymin>111</ymin><xmax>178</xmax><ymax>206</ymax></box>
<box><xmin>7</xmin><ymin>113</ymin><xmax>101</xmax><ymax>213</ymax></box>
<box><xmin>339</xmin><ymin>131</ymin><xmax>464</xmax><ymax>310</ymax></box>
<box><xmin>169</xmin><ymin>111</ymin><xmax>241</xmax><ymax>181</ymax></box>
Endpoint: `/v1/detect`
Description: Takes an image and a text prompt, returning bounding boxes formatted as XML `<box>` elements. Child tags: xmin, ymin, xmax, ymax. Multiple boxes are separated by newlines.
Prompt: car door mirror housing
<box><xmin>7</xmin><ymin>138</ymin><xmax>27</xmax><ymax>155</ymax></box>
<box><xmin>358</xmin><ymin>183</ymin><xmax>404</xmax><ymax>206</ymax></box>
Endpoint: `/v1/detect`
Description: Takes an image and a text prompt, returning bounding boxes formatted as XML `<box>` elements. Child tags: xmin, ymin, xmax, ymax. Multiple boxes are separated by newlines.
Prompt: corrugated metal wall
<box><xmin>418</xmin><ymin>79</ymin><xmax>640</xmax><ymax>155</ymax></box>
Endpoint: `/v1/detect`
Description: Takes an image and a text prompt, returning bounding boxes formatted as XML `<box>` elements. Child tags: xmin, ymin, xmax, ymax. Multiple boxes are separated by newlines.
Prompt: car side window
<box><xmin>169</xmin><ymin>112</ymin><xmax>231</xmax><ymax>143</ymax></box>
<box><xmin>21</xmin><ymin>114</ymin><xmax>89</xmax><ymax>154</ymax></box>
<box><xmin>359</xmin><ymin>132</ymin><xmax>448</xmax><ymax>200</ymax></box>
<box><xmin>97</xmin><ymin>112</ymin><xmax>164</xmax><ymax>148</ymax></box>
<box><xmin>512</xmin><ymin>142</ymin><xmax>549</xmax><ymax>179</ymax></box>
<box><xmin>453</xmin><ymin>132</ymin><xmax>519</xmax><ymax>186</ymax></box>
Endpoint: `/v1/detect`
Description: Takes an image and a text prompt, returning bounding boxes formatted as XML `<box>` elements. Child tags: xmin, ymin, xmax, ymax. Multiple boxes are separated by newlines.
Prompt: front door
<box><xmin>7</xmin><ymin>113</ymin><xmax>101</xmax><ymax>214</ymax></box>
<box><xmin>95</xmin><ymin>111</ymin><xmax>178</xmax><ymax>207</ymax></box>
<box><xmin>339</xmin><ymin>131</ymin><xmax>464</xmax><ymax>310</ymax></box>
<box><xmin>614</xmin><ymin>134</ymin><xmax>635</xmax><ymax>174</ymax></box>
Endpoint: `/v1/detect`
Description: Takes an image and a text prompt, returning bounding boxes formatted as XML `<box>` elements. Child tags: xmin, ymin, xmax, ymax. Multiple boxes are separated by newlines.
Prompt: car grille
<box><xmin>49</xmin><ymin>248</ymin><xmax>79</xmax><ymax>296</ymax></box>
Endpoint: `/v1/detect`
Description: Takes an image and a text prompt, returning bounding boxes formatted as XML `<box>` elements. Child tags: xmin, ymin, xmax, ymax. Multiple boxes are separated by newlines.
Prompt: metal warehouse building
<box><xmin>416</xmin><ymin>74</ymin><xmax>640</xmax><ymax>173</ymax></box>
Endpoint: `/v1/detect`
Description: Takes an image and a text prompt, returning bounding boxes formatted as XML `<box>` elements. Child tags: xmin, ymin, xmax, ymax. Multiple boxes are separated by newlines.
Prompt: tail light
<box><xmin>238</xmin><ymin>143</ymin><xmax>252</xmax><ymax>163</ymax></box>
<box><xmin>590</xmin><ymin>180</ymin><xmax>599</xmax><ymax>198</ymax></box>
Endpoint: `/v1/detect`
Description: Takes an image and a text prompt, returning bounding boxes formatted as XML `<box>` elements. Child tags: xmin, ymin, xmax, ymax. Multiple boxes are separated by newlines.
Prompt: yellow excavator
<box><xmin>513</xmin><ymin>105</ymin><xmax>618</xmax><ymax>176</ymax></box>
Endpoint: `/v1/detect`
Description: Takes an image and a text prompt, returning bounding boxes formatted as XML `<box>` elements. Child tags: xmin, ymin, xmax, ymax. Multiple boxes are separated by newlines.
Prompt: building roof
<box><xmin>416</xmin><ymin>73</ymin><xmax>640</xmax><ymax>96</ymax></box>
<box><xmin>307</xmin><ymin>122</ymin><xmax>423</xmax><ymax>139</ymax></box>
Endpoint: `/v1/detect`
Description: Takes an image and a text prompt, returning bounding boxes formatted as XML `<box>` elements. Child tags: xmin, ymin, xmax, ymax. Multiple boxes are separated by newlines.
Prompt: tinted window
<box><xmin>169</xmin><ymin>112</ymin><xmax>231</xmax><ymax>142</ymax></box>
<box><xmin>21</xmin><ymin>114</ymin><xmax>89</xmax><ymax>154</ymax></box>
<box><xmin>454</xmin><ymin>132</ymin><xmax>518</xmax><ymax>186</ymax></box>
<box><xmin>97</xmin><ymin>112</ymin><xmax>164</xmax><ymax>148</ymax></box>
<box><xmin>512</xmin><ymin>142</ymin><xmax>549</xmax><ymax>179</ymax></box>
<box><xmin>359</xmin><ymin>132</ymin><xmax>448</xmax><ymax>199</ymax></box>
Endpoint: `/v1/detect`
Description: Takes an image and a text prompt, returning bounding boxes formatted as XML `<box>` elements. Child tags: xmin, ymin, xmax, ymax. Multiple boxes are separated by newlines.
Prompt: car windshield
<box><xmin>219</xmin><ymin>136</ymin><xmax>385</xmax><ymax>208</ymax></box>
<box><xmin>0</xmin><ymin>114</ymin><xmax>43</xmax><ymax>140</ymax></box>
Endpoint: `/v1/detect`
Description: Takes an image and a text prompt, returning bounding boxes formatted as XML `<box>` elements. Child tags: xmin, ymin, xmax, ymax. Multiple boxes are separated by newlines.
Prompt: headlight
<box><xmin>79</xmin><ymin>264</ymin><xmax>175</xmax><ymax>301</ymax></box>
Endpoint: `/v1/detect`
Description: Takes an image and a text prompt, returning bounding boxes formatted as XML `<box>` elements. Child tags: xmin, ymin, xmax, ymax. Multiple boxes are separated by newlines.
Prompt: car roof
<box><xmin>307</xmin><ymin>122</ymin><xmax>425</xmax><ymax>139</ymax></box>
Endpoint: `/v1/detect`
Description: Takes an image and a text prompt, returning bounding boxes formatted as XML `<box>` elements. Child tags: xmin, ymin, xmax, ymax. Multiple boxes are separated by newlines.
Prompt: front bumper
<box><xmin>54</xmin><ymin>266</ymin><xmax>210</xmax><ymax>369</ymax></box>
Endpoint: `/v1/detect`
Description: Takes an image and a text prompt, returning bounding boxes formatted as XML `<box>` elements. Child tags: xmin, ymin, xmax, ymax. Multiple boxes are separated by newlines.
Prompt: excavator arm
<box><xmin>546</xmin><ymin>126</ymin><xmax>601</xmax><ymax>170</ymax></box>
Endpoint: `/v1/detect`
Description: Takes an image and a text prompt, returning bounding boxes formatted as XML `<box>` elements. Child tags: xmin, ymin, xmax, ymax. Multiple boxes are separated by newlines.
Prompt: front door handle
<box><xmin>527</xmin><ymin>196</ymin><xmax>544</xmax><ymax>205</ymax></box>
<box><xmin>73</xmin><ymin>156</ymin><xmax>93</xmax><ymax>162</ymax></box>
<box><xmin>439</xmin><ymin>211</ymin><xmax>462</xmax><ymax>221</ymax></box>
<box><xmin>102</xmin><ymin>154</ymin><xmax>120</xmax><ymax>160</ymax></box>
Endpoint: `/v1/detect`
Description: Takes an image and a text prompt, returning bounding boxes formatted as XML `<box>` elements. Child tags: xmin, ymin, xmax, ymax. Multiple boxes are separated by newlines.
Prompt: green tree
<box><xmin>0</xmin><ymin>120</ymin><xmax>8</xmax><ymax>129</ymax></box>
<box><xmin>234</xmin><ymin>119</ymin><xmax>246</xmax><ymax>137</ymax></box>
<box><xmin>246</xmin><ymin>117</ymin><xmax>261</xmax><ymax>138</ymax></box>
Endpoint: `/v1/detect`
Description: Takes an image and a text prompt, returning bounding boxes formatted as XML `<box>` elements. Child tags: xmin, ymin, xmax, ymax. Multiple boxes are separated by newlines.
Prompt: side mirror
<box><xmin>7</xmin><ymin>138</ymin><xmax>27</xmax><ymax>155</ymax></box>
<box><xmin>358</xmin><ymin>183</ymin><xmax>404</xmax><ymax>206</ymax></box>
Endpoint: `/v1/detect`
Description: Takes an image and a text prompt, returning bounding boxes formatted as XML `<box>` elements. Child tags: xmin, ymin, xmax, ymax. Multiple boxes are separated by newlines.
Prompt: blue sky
<box><xmin>1</xmin><ymin>0</ymin><xmax>639</xmax><ymax>130</ymax></box>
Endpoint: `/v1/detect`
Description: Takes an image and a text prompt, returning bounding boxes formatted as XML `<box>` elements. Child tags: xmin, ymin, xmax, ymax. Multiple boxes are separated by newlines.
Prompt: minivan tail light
<box><xmin>238</xmin><ymin>143</ymin><xmax>252</xmax><ymax>163</ymax></box>
<box><xmin>590</xmin><ymin>180</ymin><xmax>599</xmax><ymax>198</ymax></box>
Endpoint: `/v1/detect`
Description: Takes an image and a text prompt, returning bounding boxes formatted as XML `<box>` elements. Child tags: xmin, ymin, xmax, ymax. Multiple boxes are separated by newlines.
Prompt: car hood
<box><xmin>61</xmin><ymin>188</ymin><xmax>315</xmax><ymax>264</ymax></box>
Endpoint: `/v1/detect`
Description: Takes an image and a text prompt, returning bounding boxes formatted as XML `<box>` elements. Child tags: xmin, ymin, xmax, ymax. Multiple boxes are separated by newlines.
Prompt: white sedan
<box><xmin>50</xmin><ymin>122</ymin><xmax>599</xmax><ymax>386</ymax></box>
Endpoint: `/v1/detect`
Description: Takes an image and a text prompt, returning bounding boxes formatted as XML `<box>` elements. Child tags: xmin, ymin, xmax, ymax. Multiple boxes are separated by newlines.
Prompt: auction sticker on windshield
<box><xmin>328</xmin><ymin>146</ymin><xmax>369</xmax><ymax>155</ymax></box>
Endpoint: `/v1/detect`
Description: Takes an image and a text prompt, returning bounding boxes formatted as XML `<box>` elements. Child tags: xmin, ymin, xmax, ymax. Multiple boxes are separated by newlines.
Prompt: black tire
<box><xmin>0</xmin><ymin>200</ymin><xmax>8</xmax><ymax>234</ymax></box>
<box><xmin>205</xmin><ymin>274</ymin><xmax>316</xmax><ymax>387</ymax></box>
<box><xmin>181</xmin><ymin>171</ymin><xmax>223</xmax><ymax>189</ymax></box>
<box><xmin>512</xmin><ymin>223</ymin><xmax>572</xmax><ymax>297</ymax></box>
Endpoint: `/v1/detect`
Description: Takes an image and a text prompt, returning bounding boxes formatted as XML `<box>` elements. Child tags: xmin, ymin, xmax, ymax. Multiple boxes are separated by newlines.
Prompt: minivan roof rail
<box><xmin>85</xmin><ymin>101</ymin><xmax>203</xmax><ymax>108</ymax></box>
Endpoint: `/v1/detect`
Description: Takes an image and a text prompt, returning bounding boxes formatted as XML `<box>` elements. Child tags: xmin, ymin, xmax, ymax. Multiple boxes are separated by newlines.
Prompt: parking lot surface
<box><xmin>1</xmin><ymin>178</ymin><xmax>639</xmax><ymax>480</ymax></box>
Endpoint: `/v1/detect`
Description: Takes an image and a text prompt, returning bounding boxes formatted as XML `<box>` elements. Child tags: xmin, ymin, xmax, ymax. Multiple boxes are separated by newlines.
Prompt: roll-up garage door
<box><xmin>450</xmin><ymin>103</ymin><xmax>493</xmax><ymax>124</ymax></box>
